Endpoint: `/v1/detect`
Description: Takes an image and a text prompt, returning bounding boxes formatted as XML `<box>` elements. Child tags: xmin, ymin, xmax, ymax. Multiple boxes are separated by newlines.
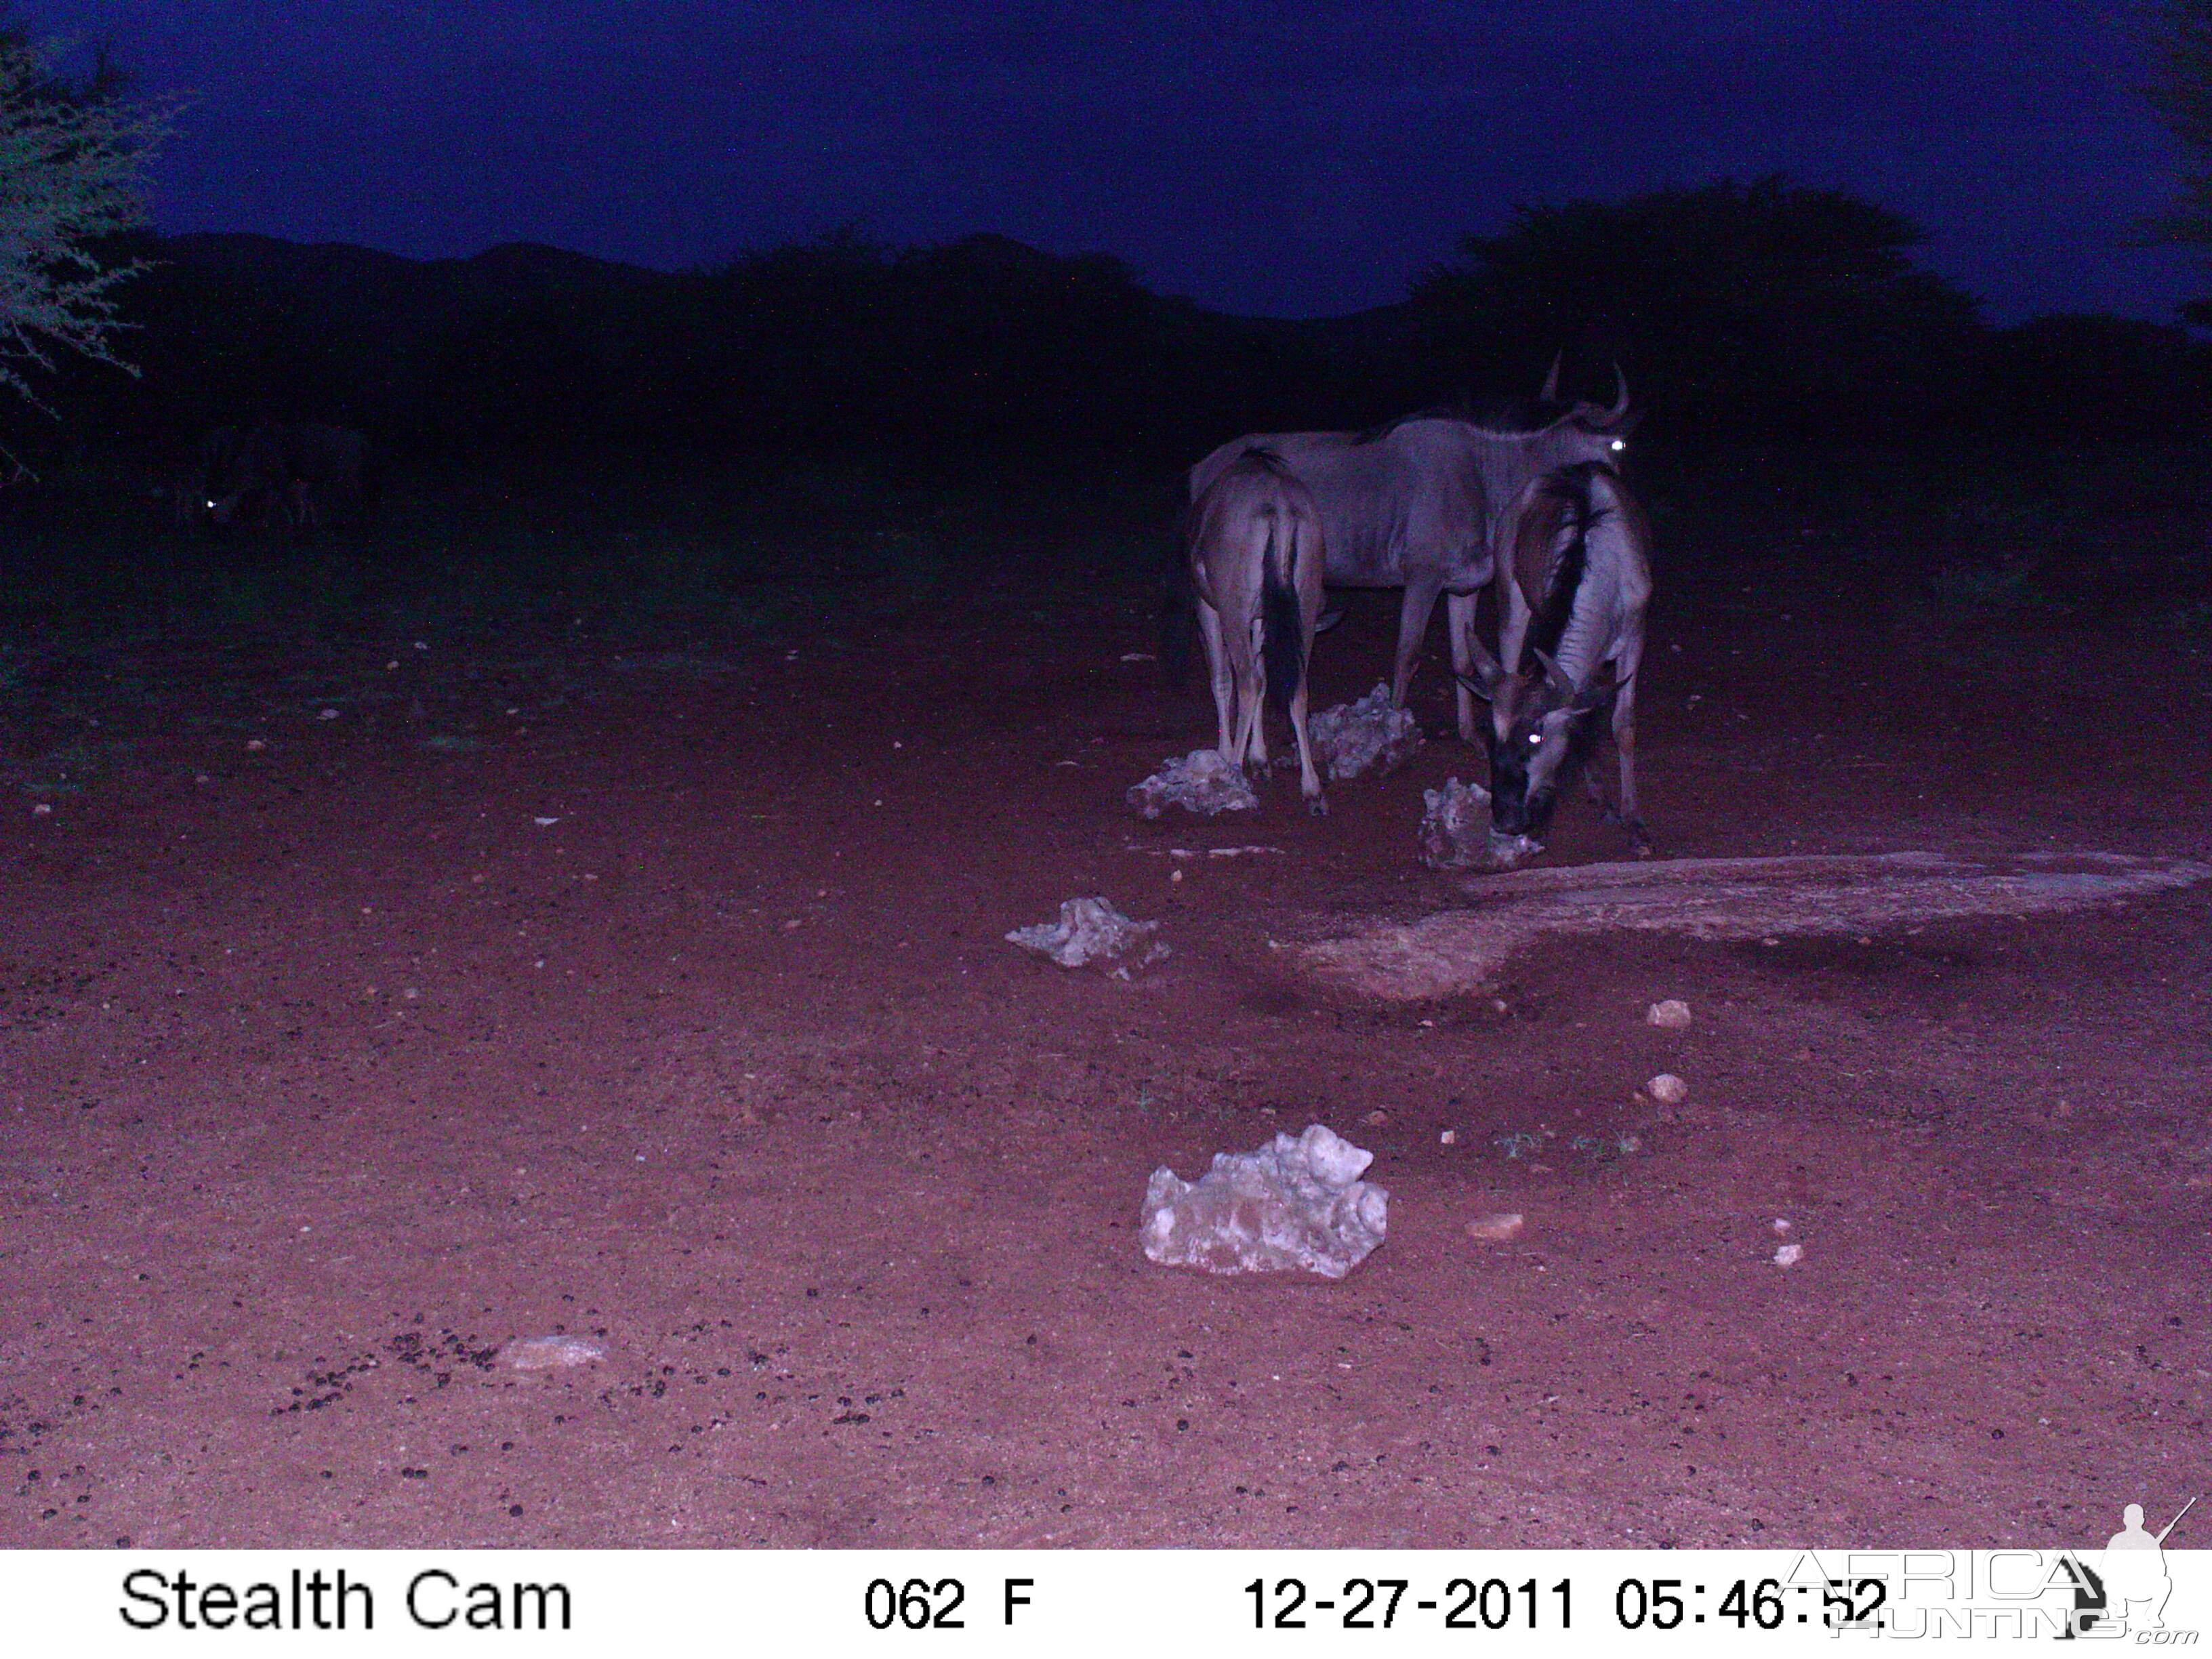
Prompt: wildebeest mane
<box><xmin>1462</xmin><ymin>393</ymin><xmax>1575</xmax><ymax>434</ymax></box>
<box><xmin>1355</xmin><ymin>395</ymin><xmax>1583</xmax><ymax>445</ymax></box>
<box><xmin>1524</xmin><ymin>464</ymin><xmax>1609</xmax><ymax>665</ymax></box>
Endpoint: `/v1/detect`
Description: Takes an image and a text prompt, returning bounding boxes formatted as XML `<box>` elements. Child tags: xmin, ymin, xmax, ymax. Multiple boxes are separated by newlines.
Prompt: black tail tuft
<box><xmin>1261</xmin><ymin>518</ymin><xmax>1305</xmax><ymax>716</ymax></box>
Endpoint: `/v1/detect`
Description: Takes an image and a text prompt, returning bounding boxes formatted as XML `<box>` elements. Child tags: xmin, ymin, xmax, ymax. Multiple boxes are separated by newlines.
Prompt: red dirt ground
<box><xmin>2</xmin><ymin>563</ymin><xmax>2208</xmax><ymax>1551</ymax></box>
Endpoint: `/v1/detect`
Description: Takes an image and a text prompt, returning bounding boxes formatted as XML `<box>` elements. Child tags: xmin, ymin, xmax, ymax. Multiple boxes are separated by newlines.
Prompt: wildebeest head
<box><xmin>1470</xmin><ymin>652</ymin><xmax>1610</xmax><ymax>838</ymax></box>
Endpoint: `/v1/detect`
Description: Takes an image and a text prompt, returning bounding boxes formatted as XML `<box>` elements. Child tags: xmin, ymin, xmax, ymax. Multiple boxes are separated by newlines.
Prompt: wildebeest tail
<box><xmin>1261</xmin><ymin>510</ymin><xmax>1305</xmax><ymax>715</ymax></box>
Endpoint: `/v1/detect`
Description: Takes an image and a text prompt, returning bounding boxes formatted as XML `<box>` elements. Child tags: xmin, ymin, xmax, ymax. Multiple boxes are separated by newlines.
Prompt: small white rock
<box><xmin>1467</xmin><ymin>1212</ymin><xmax>1525</xmax><ymax>1242</ymax></box>
<box><xmin>1645</xmin><ymin>999</ymin><xmax>1692</xmax><ymax>1028</ymax></box>
<box><xmin>1773</xmin><ymin>1242</ymin><xmax>1805</xmax><ymax>1268</ymax></box>
<box><xmin>1645</xmin><ymin>1073</ymin><xmax>1690</xmax><ymax>1105</ymax></box>
<box><xmin>499</xmin><ymin>1335</ymin><xmax>607</xmax><ymax>1370</ymax></box>
<box><xmin>1439</xmin><ymin>1128</ymin><xmax>1457</xmax><ymax>1145</ymax></box>
<box><xmin>1772</xmin><ymin>1217</ymin><xmax>1793</xmax><ymax>1234</ymax></box>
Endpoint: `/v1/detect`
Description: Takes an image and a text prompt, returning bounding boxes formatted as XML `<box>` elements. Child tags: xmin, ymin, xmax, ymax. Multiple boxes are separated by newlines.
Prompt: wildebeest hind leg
<box><xmin>1239</xmin><ymin>613</ymin><xmax>1271</xmax><ymax>776</ymax></box>
<box><xmin>1288</xmin><ymin>664</ymin><xmax>1326</xmax><ymax>815</ymax></box>
<box><xmin>1196</xmin><ymin>600</ymin><xmax>1237</xmax><ymax>760</ymax></box>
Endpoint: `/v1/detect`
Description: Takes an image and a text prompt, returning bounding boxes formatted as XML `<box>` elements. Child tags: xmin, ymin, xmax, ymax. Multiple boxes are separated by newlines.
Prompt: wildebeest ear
<box><xmin>1566</xmin><ymin>671</ymin><xmax>1613</xmax><ymax>713</ymax></box>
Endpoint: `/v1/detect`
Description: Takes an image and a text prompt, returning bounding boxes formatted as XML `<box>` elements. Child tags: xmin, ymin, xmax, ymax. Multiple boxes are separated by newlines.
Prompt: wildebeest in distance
<box><xmin>155</xmin><ymin>425</ymin><xmax>243</xmax><ymax>528</ymax></box>
<box><xmin>204</xmin><ymin>422</ymin><xmax>369</xmax><ymax>535</ymax></box>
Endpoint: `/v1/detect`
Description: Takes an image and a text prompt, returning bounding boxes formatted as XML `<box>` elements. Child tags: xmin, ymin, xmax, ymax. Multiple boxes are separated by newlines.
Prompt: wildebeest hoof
<box><xmin>1626</xmin><ymin>821</ymin><xmax>1654</xmax><ymax>857</ymax></box>
<box><xmin>1307</xmin><ymin>793</ymin><xmax>1330</xmax><ymax>818</ymax></box>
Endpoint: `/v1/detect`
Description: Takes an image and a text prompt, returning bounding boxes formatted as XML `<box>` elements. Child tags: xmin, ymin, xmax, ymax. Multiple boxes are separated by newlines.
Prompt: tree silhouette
<box><xmin>1410</xmin><ymin>177</ymin><xmax>1984</xmax><ymax>438</ymax></box>
<box><xmin>2144</xmin><ymin>0</ymin><xmax>2212</xmax><ymax>323</ymax></box>
<box><xmin>0</xmin><ymin>28</ymin><xmax>171</xmax><ymax>414</ymax></box>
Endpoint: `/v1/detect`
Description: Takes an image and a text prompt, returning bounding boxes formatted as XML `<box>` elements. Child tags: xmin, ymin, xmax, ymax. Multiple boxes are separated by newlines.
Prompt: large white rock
<box><xmin>1309</xmin><ymin>684</ymin><xmax>1425</xmax><ymax>781</ymax></box>
<box><xmin>1417</xmin><ymin>776</ymin><xmax>1541</xmax><ymax>869</ymax></box>
<box><xmin>1006</xmin><ymin>897</ymin><xmax>1164</xmax><ymax>971</ymax></box>
<box><xmin>1126</xmin><ymin>750</ymin><xmax>1259</xmax><ymax>819</ymax></box>
<box><xmin>1141</xmin><ymin>1123</ymin><xmax>1389</xmax><ymax>1279</ymax></box>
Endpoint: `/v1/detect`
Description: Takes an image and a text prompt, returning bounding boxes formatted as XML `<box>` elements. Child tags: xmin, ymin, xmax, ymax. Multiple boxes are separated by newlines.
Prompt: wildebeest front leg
<box><xmin>1391</xmin><ymin>575</ymin><xmax>1444</xmax><ymax>711</ymax></box>
<box><xmin>1610</xmin><ymin>669</ymin><xmax>1650</xmax><ymax>855</ymax></box>
<box><xmin>1445</xmin><ymin>590</ymin><xmax>1485</xmax><ymax>743</ymax></box>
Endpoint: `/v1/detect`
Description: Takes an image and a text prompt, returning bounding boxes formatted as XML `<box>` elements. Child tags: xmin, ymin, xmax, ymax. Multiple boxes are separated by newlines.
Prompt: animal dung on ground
<box><xmin>1645</xmin><ymin>1073</ymin><xmax>1690</xmax><ymax>1105</ymax></box>
<box><xmin>498</xmin><ymin>1336</ymin><xmax>607</xmax><ymax>1370</ymax></box>
<box><xmin>1126</xmin><ymin>749</ymin><xmax>1259</xmax><ymax>819</ymax></box>
<box><xmin>1466</xmin><ymin>1211</ymin><xmax>1525</xmax><ymax>1242</ymax></box>
<box><xmin>1308</xmin><ymin>684</ymin><xmax>1427</xmax><ymax>781</ymax></box>
<box><xmin>1645</xmin><ymin>998</ymin><xmax>1693</xmax><ymax>1028</ymax></box>
<box><xmin>1005</xmin><ymin>897</ymin><xmax>1169</xmax><ymax>975</ymax></box>
<box><xmin>1417</xmin><ymin>777</ymin><xmax>1542</xmax><ymax>869</ymax></box>
<box><xmin>1141</xmin><ymin>1122</ymin><xmax>1389</xmax><ymax>1279</ymax></box>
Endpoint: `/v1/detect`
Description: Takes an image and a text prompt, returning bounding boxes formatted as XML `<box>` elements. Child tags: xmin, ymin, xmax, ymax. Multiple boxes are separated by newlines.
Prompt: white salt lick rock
<box><xmin>1141</xmin><ymin>1123</ymin><xmax>1389</xmax><ymax>1279</ymax></box>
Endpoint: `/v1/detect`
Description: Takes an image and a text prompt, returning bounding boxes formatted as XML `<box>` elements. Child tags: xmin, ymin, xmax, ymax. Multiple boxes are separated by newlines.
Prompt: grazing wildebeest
<box><xmin>1461</xmin><ymin>460</ymin><xmax>1654</xmax><ymax>853</ymax></box>
<box><xmin>1185</xmin><ymin>447</ymin><xmax>1329</xmax><ymax>813</ymax></box>
<box><xmin>1188</xmin><ymin>371</ymin><xmax>1634</xmax><ymax>744</ymax></box>
<box><xmin>209</xmin><ymin>423</ymin><xmax>368</xmax><ymax>534</ymax></box>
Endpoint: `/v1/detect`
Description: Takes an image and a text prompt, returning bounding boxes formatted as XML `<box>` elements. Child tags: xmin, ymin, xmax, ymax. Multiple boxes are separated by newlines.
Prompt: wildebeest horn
<box><xmin>1540</xmin><ymin>352</ymin><xmax>1562</xmax><ymax>403</ymax></box>
<box><xmin>1607</xmin><ymin>363</ymin><xmax>1629</xmax><ymax>419</ymax></box>
<box><xmin>1454</xmin><ymin>640</ymin><xmax>1511</xmax><ymax>699</ymax></box>
<box><xmin>1532</xmin><ymin>649</ymin><xmax>1581</xmax><ymax>700</ymax></box>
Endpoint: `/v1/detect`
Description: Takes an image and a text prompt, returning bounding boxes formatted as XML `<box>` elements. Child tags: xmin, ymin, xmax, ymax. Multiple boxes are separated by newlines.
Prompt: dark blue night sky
<box><xmin>21</xmin><ymin>1</ymin><xmax>2204</xmax><ymax>323</ymax></box>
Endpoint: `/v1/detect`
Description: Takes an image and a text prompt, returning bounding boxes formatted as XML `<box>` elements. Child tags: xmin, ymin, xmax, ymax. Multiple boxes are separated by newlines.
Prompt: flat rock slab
<box><xmin>1292</xmin><ymin>851</ymin><xmax>2212</xmax><ymax>1003</ymax></box>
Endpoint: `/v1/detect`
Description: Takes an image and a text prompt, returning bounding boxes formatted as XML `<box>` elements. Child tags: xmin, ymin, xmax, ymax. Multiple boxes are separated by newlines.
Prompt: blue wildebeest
<box><xmin>1461</xmin><ymin>459</ymin><xmax>1654</xmax><ymax>853</ymax></box>
<box><xmin>1188</xmin><ymin>371</ymin><xmax>1633</xmax><ymax>744</ymax></box>
<box><xmin>209</xmin><ymin>423</ymin><xmax>369</xmax><ymax>534</ymax></box>
<box><xmin>1185</xmin><ymin>447</ymin><xmax>1329</xmax><ymax>813</ymax></box>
